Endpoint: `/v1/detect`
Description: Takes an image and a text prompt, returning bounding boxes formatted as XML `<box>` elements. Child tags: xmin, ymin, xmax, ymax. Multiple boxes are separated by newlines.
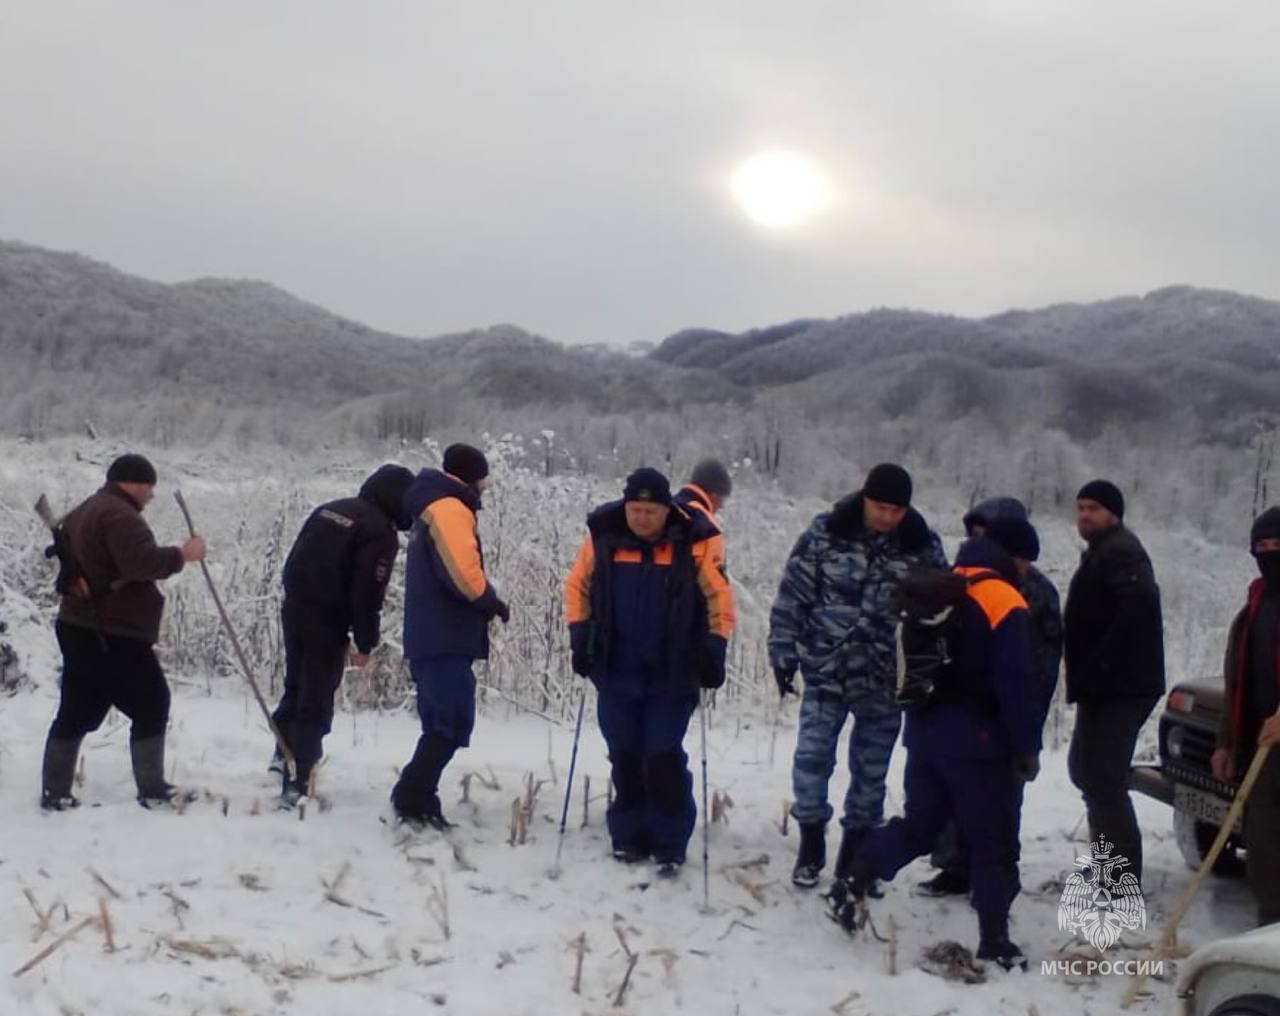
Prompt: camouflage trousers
<box><xmin>790</xmin><ymin>682</ymin><xmax>903</xmax><ymax>831</ymax></box>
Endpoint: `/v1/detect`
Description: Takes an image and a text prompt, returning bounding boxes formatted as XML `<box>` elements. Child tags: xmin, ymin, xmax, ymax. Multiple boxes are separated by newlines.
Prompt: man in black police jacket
<box><xmin>272</xmin><ymin>464</ymin><xmax>414</xmax><ymax>804</ymax></box>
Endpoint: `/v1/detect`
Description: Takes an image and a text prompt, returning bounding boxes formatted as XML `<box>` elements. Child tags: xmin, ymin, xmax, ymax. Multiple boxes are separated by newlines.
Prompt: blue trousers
<box><xmin>411</xmin><ymin>655</ymin><xmax>477</xmax><ymax>747</ymax></box>
<box><xmin>860</xmin><ymin>749</ymin><xmax>1022</xmax><ymax>919</ymax></box>
<box><xmin>597</xmin><ymin>689</ymin><xmax>698</xmax><ymax>862</ymax></box>
<box><xmin>791</xmin><ymin>684</ymin><xmax>903</xmax><ymax>830</ymax></box>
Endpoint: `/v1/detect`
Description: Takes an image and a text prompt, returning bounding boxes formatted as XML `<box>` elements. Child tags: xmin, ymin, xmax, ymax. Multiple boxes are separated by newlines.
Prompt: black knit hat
<box><xmin>106</xmin><ymin>453</ymin><xmax>157</xmax><ymax>485</ymax></box>
<box><xmin>1076</xmin><ymin>479</ymin><xmax>1125</xmax><ymax>520</ymax></box>
<box><xmin>1251</xmin><ymin>506</ymin><xmax>1280</xmax><ymax>553</ymax></box>
<box><xmin>862</xmin><ymin>463</ymin><xmax>912</xmax><ymax>507</ymax></box>
<box><xmin>442</xmin><ymin>444</ymin><xmax>489</xmax><ymax>485</ymax></box>
<box><xmin>984</xmin><ymin>517</ymin><xmax>1041</xmax><ymax>562</ymax></box>
<box><xmin>690</xmin><ymin>458</ymin><xmax>732</xmax><ymax>498</ymax></box>
<box><xmin>623</xmin><ymin>467</ymin><xmax>672</xmax><ymax>505</ymax></box>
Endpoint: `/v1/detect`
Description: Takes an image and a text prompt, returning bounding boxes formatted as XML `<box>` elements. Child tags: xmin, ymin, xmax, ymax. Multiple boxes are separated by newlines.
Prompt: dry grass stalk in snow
<box><xmin>509</xmin><ymin>797</ymin><xmax>527</xmax><ymax>846</ymax></box>
<box><xmin>328</xmin><ymin>963</ymin><xmax>398</xmax><ymax>983</ymax></box>
<box><xmin>98</xmin><ymin>897</ymin><xmax>117</xmax><ymax>953</ymax></box>
<box><xmin>164</xmin><ymin>936</ymin><xmax>240</xmax><ymax>961</ymax></box>
<box><xmin>427</xmin><ymin>874</ymin><xmax>450</xmax><ymax>941</ymax></box>
<box><xmin>711</xmin><ymin>789</ymin><xmax>734</xmax><ymax>824</ymax></box>
<box><xmin>22</xmin><ymin>888</ymin><xmax>58</xmax><ymax>940</ymax></box>
<box><xmin>321</xmin><ymin>861</ymin><xmax>352</xmax><ymax>907</ymax></box>
<box><xmin>11</xmin><ymin>915</ymin><xmax>99</xmax><ymax>977</ymax></box>
<box><xmin>779</xmin><ymin>800</ymin><xmax>790</xmax><ymax>836</ymax></box>
<box><xmin>830</xmin><ymin>990</ymin><xmax>861</xmax><ymax>1015</ymax></box>
<box><xmin>87</xmin><ymin>867</ymin><xmax>122</xmax><ymax>900</ymax></box>
<box><xmin>887</xmin><ymin>915</ymin><xmax>897</xmax><ymax>976</ymax></box>
<box><xmin>569</xmin><ymin>932</ymin><xmax>587</xmax><ymax>994</ymax></box>
<box><xmin>522</xmin><ymin>772</ymin><xmax>545</xmax><ymax>821</ymax></box>
<box><xmin>613</xmin><ymin>952</ymin><xmax>640</xmax><ymax>1008</ymax></box>
<box><xmin>716</xmin><ymin>918</ymin><xmax>760</xmax><ymax>942</ymax></box>
<box><xmin>239</xmin><ymin>873</ymin><xmax>268</xmax><ymax>892</ymax></box>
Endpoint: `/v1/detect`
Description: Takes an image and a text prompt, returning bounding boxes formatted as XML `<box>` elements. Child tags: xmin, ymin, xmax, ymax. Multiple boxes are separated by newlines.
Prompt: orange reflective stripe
<box><xmin>955</xmin><ymin>566</ymin><xmax>1027</xmax><ymax>629</ymax></box>
<box><xmin>564</xmin><ymin>536</ymin><xmax>595</xmax><ymax>624</ymax></box>
<box><xmin>423</xmin><ymin>497</ymin><xmax>488</xmax><ymax>602</ymax></box>
<box><xmin>683</xmin><ymin>484</ymin><xmax>724</xmax><ymax>529</ymax></box>
<box><xmin>694</xmin><ymin>539</ymin><xmax>735</xmax><ymax>639</ymax></box>
<box><xmin>612</xmin><ymin>544</ymin><xmax>674</xmax><ymax>566</ymax></box>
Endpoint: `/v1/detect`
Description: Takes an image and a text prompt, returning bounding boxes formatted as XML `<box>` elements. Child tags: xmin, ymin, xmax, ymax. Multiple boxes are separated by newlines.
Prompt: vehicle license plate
<box><xmin>1174</xmin><ymin>783</ymin><xmax>1243</xmax><ymax>834</ymax></box>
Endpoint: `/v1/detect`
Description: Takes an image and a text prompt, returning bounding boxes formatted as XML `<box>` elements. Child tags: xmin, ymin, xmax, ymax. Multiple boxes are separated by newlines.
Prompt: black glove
<box><xmin>569</xmin><ymin>622</ymin><xmax>593</xmax><ymax>678</ymax></box>
<box><xmin>699</xmin><ymin>635</ymin><xmax>727</xmax><ymax>690</ymax></box>
<box><xmin>774</xmin><ymin>665</ymin><xmax>797</xmax><ymax>698</ymax></box>
<box><xmin>1013</xmin><ymin>753</ymin><xmax>1040</xmax><ymax>783</ymax></box>
<box><xmin>491</xmin><ymin>598</ymin><xmax>510</xmax><ymax>624</ymax></box>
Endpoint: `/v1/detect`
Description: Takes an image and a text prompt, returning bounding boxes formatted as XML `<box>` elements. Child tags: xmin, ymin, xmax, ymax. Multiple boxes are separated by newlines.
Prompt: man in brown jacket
<box><xmin>40</xmin><ymin>454</ymin><xmax>206</xmax><ymax>810</ymax></box>
<box><xmin>1211</xmin><ymin>506</ymin><xmax>1280</xmax><ymax>926</ymax></box>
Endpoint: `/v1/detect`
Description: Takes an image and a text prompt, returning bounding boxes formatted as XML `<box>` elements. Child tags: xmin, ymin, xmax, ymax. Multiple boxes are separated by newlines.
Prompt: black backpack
<box><xmin>893</xmin><ymin>568</ymin><xmax>1001</xmax><ymax>709</ymax></box>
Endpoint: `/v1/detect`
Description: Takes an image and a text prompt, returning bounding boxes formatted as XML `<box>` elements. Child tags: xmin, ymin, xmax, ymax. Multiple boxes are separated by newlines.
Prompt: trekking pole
<box><xmin>173</xmin><ymin>490</ymin><xmax>297</xmax><ymax>781</ymax></box>
<box><xmin>1120</xmin><ymin>741</ymin><xmax>1273</xmax><ymax>1008</ymax></box>
<box><xmin>699</xmin><ymin>691</ymin><xmax>711</xmax><ymax>912</ymax></box>
<box><xmin>550</xmin><ymin>688</ymin><xmax>588</xmax><ymax>880</ymax></box>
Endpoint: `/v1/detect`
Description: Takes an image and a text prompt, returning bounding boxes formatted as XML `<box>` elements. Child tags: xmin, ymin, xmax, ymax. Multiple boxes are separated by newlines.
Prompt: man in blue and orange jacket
<box><xmin>564</xmin><ymin>467</ymin><xmax>734</xmax><ymax>876</ymax></box>
<box><xmin>674</xmin><ymin>458</ymin><xmax>732</xmax><ymax>569</ymax></box>
<box><xmin>390</xmin><ymin>444</ymin><xmax>509</xmax><ymax>828</ymax></box>
<box><xmin>830</xmin><ymin>534</ymin><xmax>1040</xmax><ymax>970</ymax></box>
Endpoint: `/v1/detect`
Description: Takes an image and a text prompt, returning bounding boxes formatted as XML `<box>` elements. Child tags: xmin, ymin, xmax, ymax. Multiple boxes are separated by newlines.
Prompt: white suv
<box><xmin>1178</xmin><ymin>924</ymin><xmax>1280</xmax><ymax>1016</ymax></box>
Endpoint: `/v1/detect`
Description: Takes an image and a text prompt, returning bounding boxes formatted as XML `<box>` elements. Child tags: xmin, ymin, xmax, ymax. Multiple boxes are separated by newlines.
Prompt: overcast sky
<box><xmin>3</xmin><ymin>1</ymin><xmax>1278</xmax><ymax>345</ymax></box>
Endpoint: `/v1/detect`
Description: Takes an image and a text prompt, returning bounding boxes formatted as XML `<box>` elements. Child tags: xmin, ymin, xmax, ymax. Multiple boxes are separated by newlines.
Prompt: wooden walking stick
<box><xmin>173</xmin><ymin>490</ymin><xmax>296</xmax><ymax>781</ymax></box>
<box><xmin>1120</xmin><ymin>741</ymin><xmax>1273</xmax><ymax>1007</ymax></box>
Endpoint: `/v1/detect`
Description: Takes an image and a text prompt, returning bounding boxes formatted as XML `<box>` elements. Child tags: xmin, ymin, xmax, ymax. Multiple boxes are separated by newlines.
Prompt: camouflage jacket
<box><xmin>768</xmin><ymin>492</ymin><xmax>947</xmax><ymax>696</ymax></box>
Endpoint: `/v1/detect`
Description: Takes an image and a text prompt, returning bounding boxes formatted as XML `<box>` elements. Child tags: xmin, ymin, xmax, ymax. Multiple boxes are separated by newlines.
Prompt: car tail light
<box><xmin>1168</xmin><ymin>690</ymin><xmax>1196</xmax><ymax>713</ymax></box>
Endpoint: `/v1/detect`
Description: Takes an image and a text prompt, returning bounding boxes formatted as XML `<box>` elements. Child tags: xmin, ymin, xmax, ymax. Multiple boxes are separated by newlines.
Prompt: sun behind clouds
<box><xmin>730</xmin><ymin>149</ymin><xmax>833</xmax><ymax>229</ymax></box>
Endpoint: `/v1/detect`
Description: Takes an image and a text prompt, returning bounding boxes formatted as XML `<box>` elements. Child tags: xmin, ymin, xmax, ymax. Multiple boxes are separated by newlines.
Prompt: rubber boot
<box><xmin>391</xmin><ymin>733</ymin><xmax>457</xmax><ymax>829</ymax></box>
<box><xmin>40</xmin><ymin>737</ymin><xmax>83</xmax><ymax>811</ymax></box>
<box><xmin>130</xmin><ymin>735</ymin><xmax>178</xmax><ymax>808</ymax></box>
<box><xmin>792</xmin><ymin>822</ymin><xmax>827</xmax><ymax>888</ymax></box>
<box><xmin>977</xmin><ymin>912</ymin><xmax>1027</xmax><ymax>971</ymax></box>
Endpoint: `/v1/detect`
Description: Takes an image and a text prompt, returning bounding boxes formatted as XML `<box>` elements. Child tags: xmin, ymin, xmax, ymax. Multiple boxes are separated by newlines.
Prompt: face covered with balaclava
<box><xmin>1251</xmin><ymin>506</ymin><xmax>1280</xmax><ymax>590</ymax></box>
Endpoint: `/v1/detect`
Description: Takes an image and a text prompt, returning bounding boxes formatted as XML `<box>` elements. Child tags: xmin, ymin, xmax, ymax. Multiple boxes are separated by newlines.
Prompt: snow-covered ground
<box><xmin>0</xmin><ymin>437</ymin><xmax>1266</xmax><ymax>1014</ymax></box>
<box><xmin>0</xmin><ymin>659</ymin><xmax>1261</xmax><ymax>1016</ymax></box>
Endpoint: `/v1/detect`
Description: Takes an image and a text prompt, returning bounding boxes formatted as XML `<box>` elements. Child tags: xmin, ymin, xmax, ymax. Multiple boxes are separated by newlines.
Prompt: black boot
<box><xmin>824</xmin><ymin>853</ymin><xmax>874</xmax><ymax>934</ymax></box>
<box><xmin>391</xmin><ymin>733</ymin><xmax>457</xmax><ymax>830</ymax></box>
<box><xmin>918</xmin><ymin>867</ymin><xmax>971</xmax><ymax>898</ymax></box>
<box><xmin>792</xmin><ymin>822</ymin><xmax>827</xmax><ymax>888</ymax></box>
<box><xmin>977</xmin><ymin>912</ymin><xmax>1027</xmax><ymax>971</ymax></box>
<box><xmin>833</xmin><ymin>827</ymin><xmax>883</xmax><ymax>898</ymax></box>
<box><xmin>131</xmin><ymin>736</ymin><xmax>180</xmax><ymax>808</ymax></box>
<box><xmin>40</xmin><ymin>736</ymin><xmax>83</xmax><ymax>811</ymax></box>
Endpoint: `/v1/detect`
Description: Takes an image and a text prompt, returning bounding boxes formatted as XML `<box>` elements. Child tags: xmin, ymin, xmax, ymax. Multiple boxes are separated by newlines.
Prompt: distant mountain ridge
<box><xmin>652</xmin><ymin>286</ymin><xmax>1280</xmax><ymax>441</ymax></box>
<box><xmin>1</xmin><ymin>239</ymin><xmax>1276</xmax><ymax>445</ymax></box>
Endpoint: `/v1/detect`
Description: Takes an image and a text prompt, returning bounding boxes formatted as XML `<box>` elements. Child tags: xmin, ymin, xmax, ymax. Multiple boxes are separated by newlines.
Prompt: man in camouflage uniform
<box><xmin>921</xmin><ymin>498</ymin><xmax>1063</xmax><ymax>897</ymax></box>
<box><xmin>769</xmin><ymin>464</ymin><xmax>947</xmax><ymax>888</ymax></box>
